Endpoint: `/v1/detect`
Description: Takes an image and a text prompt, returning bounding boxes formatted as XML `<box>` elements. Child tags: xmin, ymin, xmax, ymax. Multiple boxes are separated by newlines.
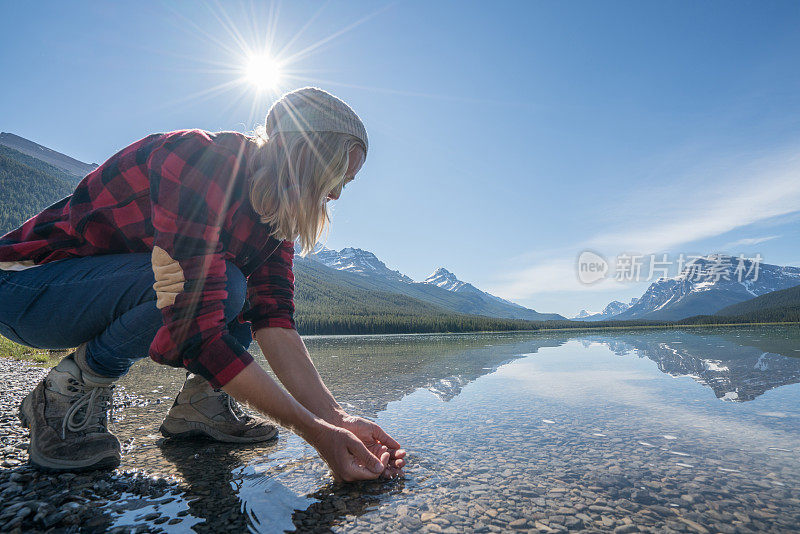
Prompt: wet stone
<box><xmin>508</xmin><ymin>518</ymin><xmax>528</xmax><ymax>529</ymax></box>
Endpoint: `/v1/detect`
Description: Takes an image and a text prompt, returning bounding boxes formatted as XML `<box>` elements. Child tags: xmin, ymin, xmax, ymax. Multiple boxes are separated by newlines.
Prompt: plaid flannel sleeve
<box><xmin>146</xmin><ymin>132</ymin><xmax>254</xmax><ymax>388</ymax></box>
<box><xmin>242</xmin><ymin>240</ymin><xmax>296</xmax><ymax>333</ymax></box>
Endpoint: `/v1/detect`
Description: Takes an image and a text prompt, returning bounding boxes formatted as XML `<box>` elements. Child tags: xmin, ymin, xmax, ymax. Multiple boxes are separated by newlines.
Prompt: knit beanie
<box><xmin>265</xmin><ymin>87</ymin><xmax>369</xmax><ymax>154</ymax></box>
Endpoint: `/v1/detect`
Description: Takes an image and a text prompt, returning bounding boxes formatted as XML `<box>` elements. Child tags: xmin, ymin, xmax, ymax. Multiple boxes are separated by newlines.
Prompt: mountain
<box><xmin>310</xmin><ymin>246</ymin><xmax>413</xmax><ymax>283</ymax></box>
<box><xmin>292</xmin><ymin>256</ymin><xmax>551</xmax><ymax>334</ymax></box>
<box><xmin>0</xmin><ymin>145</ymin><xmax>77</xmax><ymax>234</ymax></box>
<box><xmin>573</xmin><ymin>298</ymin><xmax>638</xmax><ymax>321</ymax></box>
<box><xmin>305</xmin><ymin>247</ymin><xmax>565</xmax><ymax>321</ymax></box>
<box><xmin>605</xmin><ymin>298</ymin><xmax>637</xmax><ymax>316</ymax></box>
<box><xmin>614</xmin><ymin>255</ymin><xmax>800</xmax><ymax>321</ymax></box>
<box><xmin>424</xmin><ymin>267</ymin><xmax>466</xmax><ymax>291</ymax></box>
<box><xmin>0</xmin><ymin>132</ymin><xmax>97</xmax><ymax>179</ymax></box>
<box><xmin>422</xmin><ymin>267</ymin><xmax>540</xmax><ymax>312</ymax></box>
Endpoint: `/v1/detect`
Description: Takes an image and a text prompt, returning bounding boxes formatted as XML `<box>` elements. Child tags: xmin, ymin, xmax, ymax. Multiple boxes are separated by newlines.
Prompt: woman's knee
<box><xmin>223</xmin><ymin>262</ymin><xmax>247</xmax><ymax>322</ymax></box>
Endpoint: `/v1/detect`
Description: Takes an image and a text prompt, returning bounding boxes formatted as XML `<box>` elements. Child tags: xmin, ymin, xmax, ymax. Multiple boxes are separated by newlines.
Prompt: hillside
<box><xmin>0</xmin><ymin>132</ymin><xmax>97</xmax><ymax>178</ymax></box>
<box><xmin>676</xmin><ymin>286</ymin><xmax>800</xmax><ymax>325</ymax></box>
<box><xmin>715</xmin><ymin>284</ymin><xmax>800</xmax><ymax>317</ymax></box>
<box><xmin>306</xmin><ymin>247</ymin><xmax>564</xmax><ymax>321</ymax></box>
<box><xmin>0</xmin><ymin>145</ymin><xmax>77</xmax><ymax>234</ymax></box>
<box><xmin>681</xmin><ymin>307</ymin><xmax>800</xmax><ymax>325</ymax></box>
<box><xmin>293</xmin><ymin>256</ymin><xmax>548</xmax><ymax>334</ymax></box>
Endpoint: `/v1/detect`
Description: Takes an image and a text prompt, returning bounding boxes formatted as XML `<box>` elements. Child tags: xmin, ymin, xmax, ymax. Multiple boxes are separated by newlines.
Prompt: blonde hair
<box><xmin>247</xmin><ymin>128</ymin><xmax>363</xmax><ymax>255</ymax></box>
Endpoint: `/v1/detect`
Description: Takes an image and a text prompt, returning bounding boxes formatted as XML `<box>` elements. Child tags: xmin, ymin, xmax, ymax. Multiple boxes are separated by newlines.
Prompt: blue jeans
<box><xmin>0</xmin><ymin>254</ymin><xmax>251</xmax><ymax>378</ymax></box>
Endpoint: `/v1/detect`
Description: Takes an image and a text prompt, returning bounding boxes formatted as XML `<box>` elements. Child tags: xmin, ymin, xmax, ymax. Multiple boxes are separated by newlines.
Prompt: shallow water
<box><xmin>107</xmin><ymin>326</ymin><xmax>800</xmax><ymax>532</ymax></box>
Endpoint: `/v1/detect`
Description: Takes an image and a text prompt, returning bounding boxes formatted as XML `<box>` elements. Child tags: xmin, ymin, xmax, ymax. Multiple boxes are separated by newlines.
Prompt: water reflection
<box><xmin>304</xmin><ymin>333</ymin><xmax>570</xmax><ymax>415</ymax></box>
<box><xmin>106</xmin><ymin>326</ymin><xmax>800</xmax><ymax>532</ymax></box>
<box><xmin>586</xmin><ymin>328</ymin><xmax>800</xmax><ymax>401</ymax></box>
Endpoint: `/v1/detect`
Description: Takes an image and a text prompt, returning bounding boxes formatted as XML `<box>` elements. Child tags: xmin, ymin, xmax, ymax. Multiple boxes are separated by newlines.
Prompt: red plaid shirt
<box><xmin>0</xmin><ymin>130</ymin><xmax>295</xmax><ymax>387</ymax></box>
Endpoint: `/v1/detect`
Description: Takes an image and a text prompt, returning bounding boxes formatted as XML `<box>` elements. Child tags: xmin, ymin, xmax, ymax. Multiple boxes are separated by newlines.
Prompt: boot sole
<box><xmin>159</xmin><ymin>416</ymin><xmax>278</xmax><ymax>444</ymax></box>
<box><xmin>19</xmin><ymin>392</ymin><xmax>121</xmax><ymax>473</ymax></box>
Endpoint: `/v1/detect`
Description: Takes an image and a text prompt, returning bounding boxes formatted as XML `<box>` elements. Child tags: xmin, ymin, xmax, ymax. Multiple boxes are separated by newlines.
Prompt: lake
<box><xmin>104</xmin><ymin>326</ymin><xmax>800</xmax><ymax>533</ymax></box>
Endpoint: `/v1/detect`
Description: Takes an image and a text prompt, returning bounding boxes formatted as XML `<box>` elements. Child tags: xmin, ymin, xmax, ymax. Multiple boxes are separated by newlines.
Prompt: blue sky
<box><xmin>2</xmin><ymin>1</ymin><xmax>799</xmax><ymax>316</ymax></box>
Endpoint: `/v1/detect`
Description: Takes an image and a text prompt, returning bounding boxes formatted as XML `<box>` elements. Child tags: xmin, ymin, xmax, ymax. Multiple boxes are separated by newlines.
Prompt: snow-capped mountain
<box><xmin>615</xmin><ymin>255</ymin><xmax>800</xmax><ymax>321</ymax></box>
<box><xmin>303</xmin><ymin>246</ymin><xmax>565</xmax><ymax>321</ymax></box>
<box><xmin>573</xmin><ymin>298</ymin><xmax>638</xmax><ymax>321</ymax></box>
<box><xmin>424</xmin><ymin>267</ymin><xmax>466</xmax><ymax>291</ymax></box>
<box><xmin>421</xmin><ymin>267</ymin><xmax>549</xmax><ymax>313</ymax></box>
<box><xmin>308</xmin><ymin>247</ymin><xmax>413</xmax><ymax>284</ymax></box>
<box><xmin>604</xmin><ymin>298</ymin><xmax>638</xmax><ymax>316</ymax></box>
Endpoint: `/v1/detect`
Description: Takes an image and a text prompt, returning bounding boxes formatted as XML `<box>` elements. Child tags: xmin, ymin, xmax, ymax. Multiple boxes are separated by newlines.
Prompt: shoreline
<box><xmin>537</xmin><ymin>320</ymin><xmax>800</xmax><ymax>334</ymax></box>
<box><xmin>4</xmin><ymin>321</ymin><xmax>796</xmax><ymax>366</ymax></box>
<box><xmin>299</xmin><ymin>320</ymin><xmax>799</xmax><ymax>340</ymax></box>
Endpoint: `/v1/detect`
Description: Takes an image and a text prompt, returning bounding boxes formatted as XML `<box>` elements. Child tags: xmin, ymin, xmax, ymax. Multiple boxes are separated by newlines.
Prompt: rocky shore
<box><xmin>0</xmin><ymin>358</ymin><xmax>190</xmax><ymax>533</ymax></box>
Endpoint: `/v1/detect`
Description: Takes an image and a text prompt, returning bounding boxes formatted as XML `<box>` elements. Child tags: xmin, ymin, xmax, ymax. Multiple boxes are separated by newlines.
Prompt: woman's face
<box><xmin>327</xmin><ymin>144</ymin><xmax>366</xmax><ymax>201</ymax></box>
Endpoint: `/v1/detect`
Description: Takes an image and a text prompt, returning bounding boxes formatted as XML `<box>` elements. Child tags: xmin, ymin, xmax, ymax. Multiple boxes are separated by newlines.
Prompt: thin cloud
<box><xmin>722</xmin><ymin>235</ymin><xmax>781</xmax><ymax>249</ymax></box>
<box><xmin>489</xmin><ymin>146</ymin><xmax>800</xmax><ymax>300</ymax></box>
<box><xmin>489</xmin><ymin>257</ymin><xmax>638</xmax><ymax>295</ymax></box>
<box><xmin>589</xmin><ymin>171</ymin><xmax>800</xmax><ymax>253</ymax></box>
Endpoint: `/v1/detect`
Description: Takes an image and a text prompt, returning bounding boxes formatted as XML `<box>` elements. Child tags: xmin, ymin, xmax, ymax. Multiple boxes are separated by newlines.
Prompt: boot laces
<box><xmin>217</xmin><ymin>391</ymin><xmax>247</xmax><ymax>422</ymax></box>
<box><xmin>62</xmin><ymin>379</ymin><xmax>114</xmax><ymax>439</ymax></box>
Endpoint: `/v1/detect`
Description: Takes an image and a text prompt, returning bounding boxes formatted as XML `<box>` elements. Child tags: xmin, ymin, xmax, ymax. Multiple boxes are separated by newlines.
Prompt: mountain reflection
<box><xmin>304</xmin><ymin>333</ymin><xmax>569</xmax><ymax>414</ymax></box>
<box><xmin>584</xmin><ymin>328</ymin><xmax>800</xmax><ymax>402</ymax></box>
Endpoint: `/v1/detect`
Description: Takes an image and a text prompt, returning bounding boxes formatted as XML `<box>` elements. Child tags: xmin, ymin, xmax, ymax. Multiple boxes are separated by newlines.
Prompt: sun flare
<box><xmin>244</xmin><ymin>54</ymin><xmax>282</xmax><ymax>91</ymax></box>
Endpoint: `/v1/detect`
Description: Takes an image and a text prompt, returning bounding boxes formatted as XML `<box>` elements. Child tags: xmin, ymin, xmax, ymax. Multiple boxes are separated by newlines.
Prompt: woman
<box><xmin>0</xmin><ymin>87</ymin><xmax>405</xmax><ymax>481</ymax></box>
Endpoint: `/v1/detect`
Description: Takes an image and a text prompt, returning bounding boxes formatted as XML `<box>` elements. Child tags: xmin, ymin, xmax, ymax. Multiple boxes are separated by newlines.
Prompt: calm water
<box><xmin>104</xmin><ymin>326</ymin><xmax>800</xmax><ymax>533</ymax></box>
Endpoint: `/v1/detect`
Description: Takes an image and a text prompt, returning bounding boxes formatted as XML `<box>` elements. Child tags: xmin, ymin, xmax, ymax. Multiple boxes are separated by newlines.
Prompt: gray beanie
<box><xmin>265</xmin><ymin>87</ymin><xmax>368</xmax><ymax>154</ymax></box>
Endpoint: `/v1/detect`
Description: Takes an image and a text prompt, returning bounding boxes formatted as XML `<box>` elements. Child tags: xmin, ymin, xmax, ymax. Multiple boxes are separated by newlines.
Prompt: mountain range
<box><xmin>576</xmin><ymin>255</ymin><xmax>800</xmax><ymax>322</ymax></box>
<box><xmin>304</xmin><ymin>246</ymin><xmax>565</xmax><ymax>321</ymax></box>
<box><xmin>574</xmin><ymin>298</ymin><xmax>638</xmax><ymax>321</ymax></box>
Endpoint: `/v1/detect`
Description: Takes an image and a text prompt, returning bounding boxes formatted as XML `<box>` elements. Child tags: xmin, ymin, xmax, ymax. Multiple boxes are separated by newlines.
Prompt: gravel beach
<box><xmin>0</xmin><ymin>357</ymin><xmax>195</xmax><ymax>533</ymax></box>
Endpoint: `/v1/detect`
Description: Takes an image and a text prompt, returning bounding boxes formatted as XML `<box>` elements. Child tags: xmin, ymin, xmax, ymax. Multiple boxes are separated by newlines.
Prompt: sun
<box><xmin>244</xmin><ymin>53</ymin><xmax>282</xmax><ymax>91</ymax></box>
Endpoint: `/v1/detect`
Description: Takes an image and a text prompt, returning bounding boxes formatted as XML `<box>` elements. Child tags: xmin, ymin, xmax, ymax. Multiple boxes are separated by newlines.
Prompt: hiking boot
<box><xmin>159</xmin><ymin>374</ymin><xmax>278</xmax><ymax>443</ymax></box>
<box><xmin>18</xmin><ymin>347</ymin><xmax>120</xmax><ymax>472</ymax></box>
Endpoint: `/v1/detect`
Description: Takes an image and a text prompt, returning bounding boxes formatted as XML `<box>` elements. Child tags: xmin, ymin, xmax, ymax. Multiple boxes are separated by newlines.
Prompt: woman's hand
<box><xmin>223</xmin><ymin>363</ymin><xmax>389</xmax><ymax>482</ymax></box>
<box><xmin>249</xmin><ymin>329</ymin><xmax>408</xmax><ymax>480</ymax></box>
<box><xmin>307</xmin><ymin>422</ymin><xmax>390</xmax><ymax>482</ymax></box>
<box><xmin>338</xmin><ymin>414</ymin><xmax>406</xmax><ymax>478</ymax></box>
